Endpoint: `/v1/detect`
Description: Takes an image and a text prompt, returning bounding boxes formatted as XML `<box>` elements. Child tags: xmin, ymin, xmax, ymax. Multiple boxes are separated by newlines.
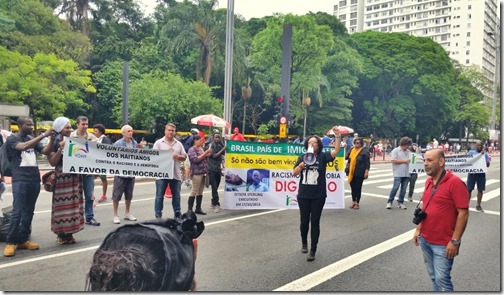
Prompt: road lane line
<box><xmin>0</xmin><ymin>208</ymin><xmax>285</xmax><ymax>269</ymax></box>
<box><xmin>274</xmin><ymin>229</ymin><xmax>416</xmax><ymax>291</ymax></box>
<box><xmin>205</xmin><ymin>209</ymin><xmax>286</xmax><ymax>226</ymax></box>
<box><xmin>0</xmin><ymin>246</ymin><xmax>99</xmax><ymax>269</ymax></box>
<box><xmin>33</xmin><ymin>186</ymin><xmax>225</xmax><ymax>214</ymax></box>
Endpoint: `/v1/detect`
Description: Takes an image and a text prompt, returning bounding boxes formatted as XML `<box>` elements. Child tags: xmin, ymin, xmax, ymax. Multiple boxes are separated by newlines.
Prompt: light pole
<box><xmin>486</xmin><ymin>21</ymin><xmax>500</xmax><ymax>140</ymax></box>
<box><xmin>302</xmin><ymin>96</ymin><xmax>311</xmax><ymax>140</ymax></box>
<box><xmin>223</xmin><ymin>0</ymin><xmax>234</xmax><ymax>135</ymax></box>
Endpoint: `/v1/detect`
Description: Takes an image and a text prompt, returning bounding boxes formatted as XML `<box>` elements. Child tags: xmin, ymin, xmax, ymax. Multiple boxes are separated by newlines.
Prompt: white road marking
<box><xmin>0</xmin><ymin>207</ymin><xmax>284</xmax><ymax>269</ymax></box>
<box><xmin>274</xmin><ymin>229</ymin><xmax>416</xmax><ymax>291</ymax></box>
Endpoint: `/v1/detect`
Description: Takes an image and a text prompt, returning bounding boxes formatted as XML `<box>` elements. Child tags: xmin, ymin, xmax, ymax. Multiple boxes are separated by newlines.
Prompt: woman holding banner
<box><xmin>293</xmin><ymin>127</ymin><xmax>341</xmax><ymax>261</ymax></box>
<box><xmin>47</xmin><ymin>117</ymin><xmax>85</xmax><ymax>245</ymax></box>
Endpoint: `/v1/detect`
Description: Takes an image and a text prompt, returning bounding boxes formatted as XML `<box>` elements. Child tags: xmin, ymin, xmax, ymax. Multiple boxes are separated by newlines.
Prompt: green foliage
<box><xmin>0</xmin><ymin>0</ymin><xmax>478</xmax><ymax>143</ymax></box>
<box><xmin>156</xmin><ymin>0</ymin><xmax>225</xmax><ymax>85</ymax></box>
<box><xmin>448</xmin><ymin>62</ymin><xmax>491</xmax><ymax>141</ymax></box>
<box><xmin>0</xmin><ymin>0</ymin><xmax>92</xmax><ymax>66</ymax></box>
<box><xmin>0</xmin><ymin>46</ymin><xmax>95</xmax><ymax>122</ymax></box>
<box><xmin>127</xmin><ymin>72</ymin><xmax>222</xmax><ymax>135</ymax></box>
<box><xmin>349</xmin><ymin>31</ymin><xmax>459</xmax><ymax>140</ymax></box>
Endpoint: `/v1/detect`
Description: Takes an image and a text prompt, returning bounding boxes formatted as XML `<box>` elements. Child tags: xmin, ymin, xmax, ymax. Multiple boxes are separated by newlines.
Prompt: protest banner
<box><xmin>224</xmin><ymin>141</ymin><xmax>346</xmax><ymax>209</ymax></box>
<box><xmin>409</xmin><ymin>152</ymin><xmax>487</xmax><ymax>174</ymax></box>
<box><xmin>62</xmin><ymin>137</ymin><xmax>174</xmax><ymax>178</ymax></box>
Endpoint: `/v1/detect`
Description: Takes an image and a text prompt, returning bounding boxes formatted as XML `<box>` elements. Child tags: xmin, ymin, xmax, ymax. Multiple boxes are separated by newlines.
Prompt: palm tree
<box><xmin>158</xmin><ymin>0</ymin><xmax>225</xmax><ymax>85</ymax></box>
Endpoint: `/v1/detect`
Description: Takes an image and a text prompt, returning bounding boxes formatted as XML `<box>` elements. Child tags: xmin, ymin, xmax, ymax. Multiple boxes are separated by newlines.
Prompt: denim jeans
<box><xmin>419</xmin><ymin>235</ymin><xmax>454</xmax><ymax>291</ymax></box>
<box><xmin>6</xmin><ymin>181</ymin><xmax>41</xmax><ymax>244</ymax></box>
<box><xmin>82</xmin><ymin>175</ymin><xmax>95</xmax><ymax>221</ymax></box>
<box><xmin>154</xmin><ymin>179</ymin><xmax>181</xmax><ymax>217</ymax></box>
<box><xmin>387</xmin><ymin>176</ymin><xmax>410</xmax><ymax>204</ymax></box>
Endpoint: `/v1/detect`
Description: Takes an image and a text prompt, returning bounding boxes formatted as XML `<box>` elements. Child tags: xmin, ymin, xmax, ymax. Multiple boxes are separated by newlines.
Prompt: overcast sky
<box><xmin>138</xmin><ymin>0</ymin><xmax>336</xmax><ymax>19</ymax></box>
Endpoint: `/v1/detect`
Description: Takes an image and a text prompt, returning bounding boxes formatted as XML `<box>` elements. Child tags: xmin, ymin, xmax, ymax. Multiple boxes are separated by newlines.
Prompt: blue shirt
<box><xmin>322</xmin><ymin>136</ymin><xmax>331</xmax><ymax>146</ymax></box>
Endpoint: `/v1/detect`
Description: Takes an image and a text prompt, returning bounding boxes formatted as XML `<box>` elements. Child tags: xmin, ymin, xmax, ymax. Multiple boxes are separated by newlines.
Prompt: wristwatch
<box><xmin>451</xmin><ymin>239</ymin><xmax>461</xmax><ymax>246</ymax></box>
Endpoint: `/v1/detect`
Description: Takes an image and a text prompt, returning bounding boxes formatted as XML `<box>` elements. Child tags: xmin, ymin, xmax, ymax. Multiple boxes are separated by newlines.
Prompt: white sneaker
<box><xmin>214</xmin><ymin>205</ymin><xmax>220</xmax><ymax>213</ymax></box>
<box><xmin>386</xmin><ymin>203</ymin><xmax>392</xmax><ymax>209</ymax></box>
<box><xmin>398</xmin><ymin>204</ymin><xmax>407</xmax><ymax>210</ymax></box>
<box><xmin>113</xmin><ymin>216</ymin><xmax>121</xmax><ymax>224</ymax></box>
<box><xmin>124</xmin><ymin>214</ymin><xmax>137</xmax><ymax>221</ymax></box>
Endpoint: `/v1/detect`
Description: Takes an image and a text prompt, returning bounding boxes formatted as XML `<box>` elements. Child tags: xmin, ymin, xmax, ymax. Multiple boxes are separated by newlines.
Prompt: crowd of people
<box><xmin>0</xmin><ymin>118</ymin><xmax>228</xmax><ymax>257</ymax></box>
<box><xmin>0</xmin><ymin>117</ymin><xmax>495</xmax><ymax>291</ymax></box>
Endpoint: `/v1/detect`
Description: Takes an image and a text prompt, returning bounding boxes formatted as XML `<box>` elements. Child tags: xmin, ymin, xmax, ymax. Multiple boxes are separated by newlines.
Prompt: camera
<box><xmin>412</xmin><ymin>207</ymin><xmax>427</xmax><ymax>225</ymax></box>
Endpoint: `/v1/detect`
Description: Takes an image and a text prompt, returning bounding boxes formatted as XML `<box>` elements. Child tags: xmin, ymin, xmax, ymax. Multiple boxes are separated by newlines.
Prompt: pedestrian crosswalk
<box><xmin>360</xmin><ymin>166</ymin><xmax>501</xmax><ymax>203</ymax></box>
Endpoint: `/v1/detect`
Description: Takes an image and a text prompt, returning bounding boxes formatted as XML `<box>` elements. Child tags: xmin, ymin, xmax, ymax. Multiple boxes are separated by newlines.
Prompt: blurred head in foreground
<box><xmin>86</xmin><ymin>211</ymin><xmax>204</xmax><ymax>291</ymax></box>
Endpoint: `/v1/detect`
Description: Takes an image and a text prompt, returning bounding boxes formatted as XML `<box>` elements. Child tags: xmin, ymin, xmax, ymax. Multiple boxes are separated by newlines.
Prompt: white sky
<box><xmin>138</xmin><ymin>0</ymin><xmax>335</xmax><ymax>19</ymax></box>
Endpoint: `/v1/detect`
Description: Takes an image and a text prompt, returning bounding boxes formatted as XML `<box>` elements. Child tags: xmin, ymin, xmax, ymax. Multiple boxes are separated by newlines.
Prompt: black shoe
<box><xmin>195</xmin><ymin>209</ymin><xmax>207</xmax><ymax>215</ymax></box>
<box><xmin>174</xmin><ymin>211</ymin><xmax>181</xmax><ymax>219</ymax></box>
<box><xmin>307</xmin><ymin>251</ymin><xmax>315</xmax><ymax>262</ymax></box>
<box><xmin>301</xmin><ymin>243</ymin><xmax>308</xmax><ymax>253</ymax></box>
<box><xmin>155</xmin><ymin>215</ymin><xmax>162</xmax><ymax>219</ymax></box>
<box><xmin>85</xmin><ymin>218</ymin><xmax>101</xmax><ymax>226</ymax></box>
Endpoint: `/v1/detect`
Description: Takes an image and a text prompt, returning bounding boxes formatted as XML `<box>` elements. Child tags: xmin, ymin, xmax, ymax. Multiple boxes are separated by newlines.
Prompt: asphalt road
<box><xmin>0</xmin><ymin>160</ymin><xmax>500</xmax><ymax>292</ymax></box>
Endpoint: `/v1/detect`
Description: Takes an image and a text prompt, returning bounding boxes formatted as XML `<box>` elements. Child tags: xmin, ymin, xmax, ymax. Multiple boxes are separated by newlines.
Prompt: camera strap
<box><xmin>416</xmin><ymin>169</ymin><xmax>446</xmax><ymax>210</ymax></box>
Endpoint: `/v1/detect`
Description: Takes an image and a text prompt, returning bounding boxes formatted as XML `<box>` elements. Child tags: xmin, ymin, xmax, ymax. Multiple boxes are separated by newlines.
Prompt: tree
<box><xmin>450</xmin><ymin>62</ymin><xmax>491</xmax><ymax>143</ymax></box>
<box><xmin>250</xmin><ymin>14</ymin><xmax>362</xmax><ymax>135</ymax></box>
<box><xmin>127</xmin><ymin>72</ymin><xmax>222</xmax><ymax>135</ymax></box>
<box><xmin>156</xmin><ymin>0</ymin><xmax>226</xmax><ymax>86</ymax></box>
<box><xmin>348</xmin><ymin>31</ymin><xmax>459</xmax><ymax>140</ymax></box>
<box><xmin>0</xmin><ymin>46</ymin><xmax>95</xmax><ymax>128</ymax></box>
<box><xmin>0</xmin><ymin>0</ymin><xmax>92</xmax><ymax>67</ymax></box>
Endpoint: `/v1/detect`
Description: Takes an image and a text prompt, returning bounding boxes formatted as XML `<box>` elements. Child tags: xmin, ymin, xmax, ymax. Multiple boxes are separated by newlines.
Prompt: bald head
<box><xmin>423</xmin><ymin>149</ymin><xmax>445</xmax><ymax>177</ymax></box>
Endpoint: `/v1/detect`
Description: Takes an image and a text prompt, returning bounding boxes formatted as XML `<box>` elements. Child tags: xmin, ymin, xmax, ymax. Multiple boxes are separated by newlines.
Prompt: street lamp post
<box><xmin>302</xmin><ymin>96</ymin><xmax>311</xmax><ymax>140</ymax></box>
<box><xmin>223</xmin><ymin>0</ymin><xmax>234</xmax><ymax>135</ymax></box>
<box><xmin>486</xmin><ymin>21</ymin><xmax>500</xmax><ymax>140</ymax></box>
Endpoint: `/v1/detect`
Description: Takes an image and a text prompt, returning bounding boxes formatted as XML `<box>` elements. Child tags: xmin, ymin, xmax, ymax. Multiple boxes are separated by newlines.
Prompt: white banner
<box><xmin>62</xmin><ymin>137</ymin><xmax>174</xmax><ymax>178</ymax></box>
<box><xmin>223</xmin><ymin>141</ymin><xmax>346</xmax><ymax>210</ymax></box>
<box><xmin>409</xmin><ymin>152</ymin><xmax>487</xmax><ymax>174</ymax></box>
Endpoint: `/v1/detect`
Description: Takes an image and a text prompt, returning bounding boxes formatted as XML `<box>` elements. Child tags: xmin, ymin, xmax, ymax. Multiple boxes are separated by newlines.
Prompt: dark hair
<box><xmin>303</xmin><ymin>135</ymin><xmax>323</xmax><ymax>154</ymax></box>
<box><xmin>87</xmin><ymin>246</ymin><xmax>160</xmax><ymax>291</ymax></box>
<box><xmin>86</xmin><ymin>212</ymin><xmax>204</xmax><ymax>291</ymax></box>
<box><xmin>353</xmin><ymin>137</ymin><xmax>363</xmax><ymax>144</ymax></box>
<box><xmin>192</xmin><ymin>134</ymin><xmax>202</xmax><ymax>145</ymax></box>
<box><xmin>76</xmin><ymin>116</ymin><xmax>88</xmax><ymax>123</ymax></box>
<box><xmin>16</xmin><ymin>116</ymin><xmax>30</xmax><ymax>126</ymax></box>
<box><xmin>399</xmin><ymin>137</ymin><xmax>412</xmax><ymax>146</ymax></box>
<box><xmin>93</xmin><ymin>124</ymin><xmax>106</xmax><ymax>135</ymax></box>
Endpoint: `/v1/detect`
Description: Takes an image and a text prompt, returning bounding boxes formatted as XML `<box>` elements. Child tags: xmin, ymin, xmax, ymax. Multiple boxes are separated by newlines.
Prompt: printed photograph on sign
<box><xmin>225</xmin><ymin>171</ymin><xmax>247</xmax><ymax>191</ymax></box>
<box><xmin>246</xmin><ymin>169</ymin><xmax>270</xmax><ymax>192</ymax></box>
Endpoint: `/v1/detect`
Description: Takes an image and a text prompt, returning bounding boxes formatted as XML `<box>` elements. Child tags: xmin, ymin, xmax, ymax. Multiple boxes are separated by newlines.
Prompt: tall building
<box><xmin>333</xmin><ymin>0</ymin><xmax>500</xmax><ymax>90</ymax></box>
<box><xmin>334</xmin><ymin>0</ymin><xmax>500</xmax><ymax>137</ymax></box>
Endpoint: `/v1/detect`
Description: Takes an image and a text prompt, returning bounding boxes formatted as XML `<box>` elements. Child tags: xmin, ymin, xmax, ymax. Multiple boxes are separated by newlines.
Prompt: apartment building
<box><xmin>333</xmin><ymin>0</ymin><xmax>500</xmax><ymax>91</ymax></box>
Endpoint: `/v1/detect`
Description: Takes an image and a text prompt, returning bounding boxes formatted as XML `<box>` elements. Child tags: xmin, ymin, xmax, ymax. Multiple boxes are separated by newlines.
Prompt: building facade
<box><xmin>333</xmin><ymin>0</ymin><xmax>500</xmax><ymax>91</ymax></box>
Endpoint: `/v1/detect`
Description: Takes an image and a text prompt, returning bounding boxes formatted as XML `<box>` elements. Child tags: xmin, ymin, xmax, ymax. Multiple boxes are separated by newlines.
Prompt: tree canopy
<box><xmin>0</xmin><ymin>0</ymin><xmax>496</xmax><ymax>143</ymax></box>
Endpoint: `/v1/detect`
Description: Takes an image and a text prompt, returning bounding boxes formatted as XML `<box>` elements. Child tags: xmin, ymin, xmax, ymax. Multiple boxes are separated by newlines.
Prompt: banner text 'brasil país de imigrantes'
<box><xmin>224</xmin><ymin>141</ymin><xmax>346</xmax><ymax>209</ymax></box>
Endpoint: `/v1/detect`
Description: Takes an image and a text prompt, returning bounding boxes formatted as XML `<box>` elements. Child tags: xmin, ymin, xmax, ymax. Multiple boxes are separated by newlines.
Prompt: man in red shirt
<box><xmin>412</xmin><ymin>149</ymin><xmax>469</xmax><ymax>291</ymax></box>
<box><xmin>230</xmin><ymin>127</ymin><xmax>245</xmax><ymax>141</ymax></box>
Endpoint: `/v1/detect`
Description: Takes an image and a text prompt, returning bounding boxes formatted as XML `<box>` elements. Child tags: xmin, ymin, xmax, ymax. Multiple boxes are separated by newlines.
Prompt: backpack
<box><xmin>0</xmin><ymin>135</ymin><xmax>13</xmax><ymax>177</ymax></box>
